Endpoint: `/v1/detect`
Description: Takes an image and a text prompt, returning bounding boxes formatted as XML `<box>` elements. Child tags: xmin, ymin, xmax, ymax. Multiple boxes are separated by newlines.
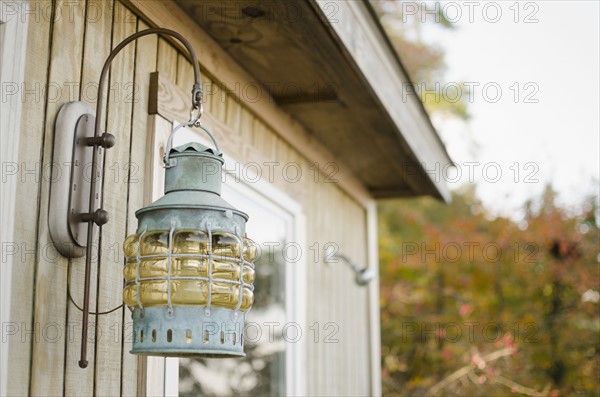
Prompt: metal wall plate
<box><xmin>49</xmin><ymin>101</ymin><xmax>101</xmax><ymax>258</ymax></box>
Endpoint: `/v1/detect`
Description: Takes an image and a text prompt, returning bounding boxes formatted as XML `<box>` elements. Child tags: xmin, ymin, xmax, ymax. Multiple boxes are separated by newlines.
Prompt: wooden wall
<box><xmin>9</xmin><ymin>0</ymin><xmax>372</xmax><ymax>395</ymax></box>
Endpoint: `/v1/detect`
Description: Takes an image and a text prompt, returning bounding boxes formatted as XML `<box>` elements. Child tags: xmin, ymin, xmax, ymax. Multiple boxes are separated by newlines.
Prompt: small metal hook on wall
<box><xmin>323</xmin><ymin>246</ymin><xmax>375</xmax><ymax>286</ymax></box>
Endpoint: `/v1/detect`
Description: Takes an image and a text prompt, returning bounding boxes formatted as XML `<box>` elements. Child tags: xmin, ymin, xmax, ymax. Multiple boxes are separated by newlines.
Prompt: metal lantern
<box><xmin>122</xmin><ymin>141</ymin><xmax>256</xmax><ymax>357</ymax></box>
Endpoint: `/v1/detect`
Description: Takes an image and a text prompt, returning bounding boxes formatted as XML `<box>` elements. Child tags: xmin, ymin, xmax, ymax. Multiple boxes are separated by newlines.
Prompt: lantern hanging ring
<box><xmin>190</xmin><ymin>101</ymin><xmax>203</xmax><ymax>125</ymax></box>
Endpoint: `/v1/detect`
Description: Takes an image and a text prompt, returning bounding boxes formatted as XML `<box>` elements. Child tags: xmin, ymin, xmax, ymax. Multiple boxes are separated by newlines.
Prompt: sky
<box><xmin>419</xmin><ymin>1</ymin><xmax>599</xmax><ymax>218</ymax></box>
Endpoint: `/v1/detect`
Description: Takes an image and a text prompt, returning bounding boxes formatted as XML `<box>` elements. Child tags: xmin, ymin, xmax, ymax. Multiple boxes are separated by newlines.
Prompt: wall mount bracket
<box><xmin>49</xmin><ymin>101</ymin><xmax>113</xmax><ymax>258</ymax></box>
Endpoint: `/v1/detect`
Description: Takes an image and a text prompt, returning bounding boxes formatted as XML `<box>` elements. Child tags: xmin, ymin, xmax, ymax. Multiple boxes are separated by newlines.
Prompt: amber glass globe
<box><xmin>123</xmin><ymin>231</ymin><xmax>256</xmax><ymax>311</ymax></box>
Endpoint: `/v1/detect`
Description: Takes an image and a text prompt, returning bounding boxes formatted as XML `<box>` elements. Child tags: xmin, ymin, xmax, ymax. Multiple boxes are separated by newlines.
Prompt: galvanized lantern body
<box><xmin>123</xmin><ymin>143</ymin><xmax>256</xmax><ymax>357</ymax></box>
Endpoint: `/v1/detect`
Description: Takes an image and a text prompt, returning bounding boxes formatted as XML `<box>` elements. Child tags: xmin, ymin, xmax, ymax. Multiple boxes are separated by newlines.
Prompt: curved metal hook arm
<box><xmin>325</xmin><ymin>253</ymin><xmax>374</xmax><ymax>286</ymax></box>
<box><xmin>79</xmin><ymin>28</ymin><xmax>203</xmax><ymax>369</ymax></box>
<box><xmin>93</xmin><ymin>28</ymin><xmax>202</xmax><ymax>140</ymax></box>
<box><xmin>331</xmin><ymin>253</ymin><xmax>361</xmax><ymax>272</ymax></box>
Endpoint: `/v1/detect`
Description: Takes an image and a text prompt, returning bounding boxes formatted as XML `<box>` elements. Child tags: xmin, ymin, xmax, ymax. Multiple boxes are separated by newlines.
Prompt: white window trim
<box><xmin>0</xmin><ymin>2</ymin><xmax>28</xmax><ymax>395</ymax></box>
<box><xmin>143</xmin><ymin>119</ymin><xmax>307</xmax><ymax>396</ymax></box>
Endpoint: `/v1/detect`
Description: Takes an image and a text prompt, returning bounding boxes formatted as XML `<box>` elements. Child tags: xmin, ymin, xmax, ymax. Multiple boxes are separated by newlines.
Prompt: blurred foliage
<box><xmin>371</xmin><ymin>0</ymin><xmax>470</xmax><ymax>120</ymax></box>
<box><xmin>378</xmin><ymin>186</ymin><xmax>600</xmax><ymax>396</ymax></box>
<box><xmin>373</xmin><ymin>1</ymin><xmax>599</xmax><ymax>395</ymax></box>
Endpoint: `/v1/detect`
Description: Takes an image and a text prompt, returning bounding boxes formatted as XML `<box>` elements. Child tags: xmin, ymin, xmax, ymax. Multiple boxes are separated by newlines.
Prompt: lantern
<box><xmin>122</xmin><ymin>142</ymin><xmax>256</xmax><ymax>356</ymax></box>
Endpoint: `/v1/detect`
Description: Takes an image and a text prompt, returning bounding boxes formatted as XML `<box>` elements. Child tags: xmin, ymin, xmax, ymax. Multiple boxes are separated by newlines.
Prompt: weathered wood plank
<box><xmin>225</xmin><ymin>95</ymin><xmax>241</xmax><ymax>136</ymax></box>
<box><xmin>8</xmin><ymin>2</ymin><xmax>52</xmax><ymax>395</ymax></box>
<box><xmin>157</xmin><ymin>38</ymin><xmax>178</xmax><ymax>84</ymax></box>
<box><xmin>29</xmin><ymin>0</ymin><xmax>86</xmax><ymax>394</ymax></box>
<box><xmin>274</xmin><ymin>133</ymin><xmax>290</xmax><ymax>191</ymax></box>
<box><xmin>63</xmin><ymin>1</ymin><xmax>114</xmax><ymax>394</ymax></box>
<box><xmin>93</xmin><ymin>3</ymin><xmax>137</xmax><ymax>395</ymax></box>
<box><xmin>222</xmin><ymin>95</ymin><xmax>243</xmax><ymax>155</ymax></box>
<box><xmin>141</xmin><ymin>115</ymin><xmax>173</xmax><ymax>396</ymax></box>
<box><xmin>239</xmin><ymin>106</ymin><xmax>254</xmax><ymax>147</ymax></box>
<box><xmin>309</xmin><ymin>174</ymin><xmax>326</xmax><ymax>395</ymax></box>
<box><xmin>325</xmin><ymin>184</ymin><xmax>339</xmax><ymax>396</ymax></box>
<box><xmin>344</xmin><ymin>198</ymin><xmax>370</xmax><ymax>395</ymax></box>
<box><xmin>211</xmin><ymin>81</ymin><xmax>227</xmax><ymax>124</ymax></box>
<box><xmin>154</xmin><ymin>38</ymin><xmax>178</xmax><ymax>174</ymax></box>
<box><xmin>121</xmin><ymin>17</ymin><xmax>158</xmax><ymax>397</ymax></box>
<box><xmin>285</xmin><ymin>147</ymin><xmax>308</xmax><ymax>203</ymax></box>
<box><xmin>175</xmin><ymin>53</ymin><xmax>193</xmax><ymax>92</ymax></box>
<box><xmin>238</xmin><ymin>107</ymin><xmax>255</xmax><ymax>161</ymax></box>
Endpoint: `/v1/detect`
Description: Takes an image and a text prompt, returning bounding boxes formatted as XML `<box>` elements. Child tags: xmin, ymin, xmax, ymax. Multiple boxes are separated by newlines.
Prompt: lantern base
<box><xmin>130</xmin><ymin>306</ymin><xmax>246</xmax><ymax>357</ymax></box>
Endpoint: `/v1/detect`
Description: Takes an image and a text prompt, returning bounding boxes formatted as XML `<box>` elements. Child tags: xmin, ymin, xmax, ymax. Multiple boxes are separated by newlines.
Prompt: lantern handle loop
<box><xmin>163</xmin><ymin>118</ymin><xmax>222</xmax><ymax>167</ymax></box>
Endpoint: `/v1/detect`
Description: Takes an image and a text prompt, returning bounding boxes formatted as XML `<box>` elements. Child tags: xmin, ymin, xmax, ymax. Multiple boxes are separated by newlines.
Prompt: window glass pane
<box><xmin>179</xmin><ymin>189</ymin><xmax>289</xmax><ymax>396</ymax></box>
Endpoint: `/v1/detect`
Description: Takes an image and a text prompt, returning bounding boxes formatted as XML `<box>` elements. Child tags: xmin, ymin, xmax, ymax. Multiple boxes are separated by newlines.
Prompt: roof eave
<box><xmin>311</xmin><ymin>0</ymin><xmax>453</xmax><ymax>203</ymax></box>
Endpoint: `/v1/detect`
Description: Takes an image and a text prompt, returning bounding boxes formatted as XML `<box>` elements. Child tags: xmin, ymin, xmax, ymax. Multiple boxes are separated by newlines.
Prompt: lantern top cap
<box><xmin>170</xmin><ymin>142</ymin><xmax>222</xmax><ymax>157</ymax></box>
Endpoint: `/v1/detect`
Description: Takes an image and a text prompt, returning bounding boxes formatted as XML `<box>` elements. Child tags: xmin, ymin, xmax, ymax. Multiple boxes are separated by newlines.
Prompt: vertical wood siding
<box><xmin>7</xmin><ymin>1</ymin><xmax>52</xmax><ymax>395</ymax></box>
<box><xmin>10</xmin><ymin>0</ymin><xmax>371</xmax><ymax>395</ymax></box>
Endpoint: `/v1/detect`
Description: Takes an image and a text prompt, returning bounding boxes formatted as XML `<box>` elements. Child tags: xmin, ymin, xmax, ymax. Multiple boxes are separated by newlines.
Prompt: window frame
<box><xmin>0</xmin><ymin>3</ymin><xmax>28</xmax><ymax>395</ymax></box>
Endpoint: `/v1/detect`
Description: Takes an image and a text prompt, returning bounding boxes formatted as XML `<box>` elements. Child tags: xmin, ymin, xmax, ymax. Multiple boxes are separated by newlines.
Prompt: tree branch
<box><xmin>491</xmin><ymin>375</ymin><xmax>548</xmax><ymax>397</ymax></box>
<box><xmin>425</xmin><ymin>347</ymin><xmax>513</xmax><ymax>396</ymax></box>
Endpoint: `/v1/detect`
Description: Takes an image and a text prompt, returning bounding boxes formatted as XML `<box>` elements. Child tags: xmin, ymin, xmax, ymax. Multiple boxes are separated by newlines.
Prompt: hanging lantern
<box><xmin>47</xmin><ymin>28</ymin><xmax>257</xmax><ymax>367</ymax></box>
<box><xmin>122</xmin><ymin>141</ymin><xmax>256</xmax><ymax>357</ymax></box>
